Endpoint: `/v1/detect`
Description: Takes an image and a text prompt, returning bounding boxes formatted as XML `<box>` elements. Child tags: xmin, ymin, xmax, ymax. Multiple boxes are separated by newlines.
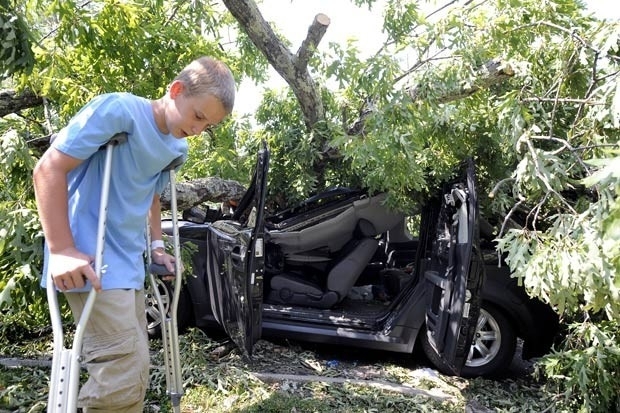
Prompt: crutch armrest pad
<box><xmin>162</xmin><ymin>156</ymin><xmax>184</xmax><ymax>171</ymax></box>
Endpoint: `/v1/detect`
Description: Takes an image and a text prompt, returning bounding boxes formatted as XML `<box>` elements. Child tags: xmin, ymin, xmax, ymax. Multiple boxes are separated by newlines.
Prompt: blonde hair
<box><xmin>173</xmin><ymin>56</ymin><xmax>236</xmax><ymax>114</ymax></box>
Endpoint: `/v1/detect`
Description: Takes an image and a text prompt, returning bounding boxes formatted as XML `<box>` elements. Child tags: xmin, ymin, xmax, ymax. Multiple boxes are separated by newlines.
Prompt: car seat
<box><xmin>268</xmin><ymin>193</ymin><xmax>404</xmax><ymax>263</ymax></box>
<box><xmin>268</xmin><ymin>230</ymin><xmax>379</xmax><ymax>308</ymax></box>
<box><xmin>266</xmin><ymin>194</ymin><xmax>404</xmax><ymax>309</ymax></box>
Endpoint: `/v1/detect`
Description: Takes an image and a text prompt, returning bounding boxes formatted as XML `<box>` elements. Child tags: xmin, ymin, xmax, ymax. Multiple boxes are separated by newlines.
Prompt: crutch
<box><xmin>47</xmin><ymin>132</ymin><xmax>128</xmax><ymax>413</ymax></box>
<box><xmin>146</xmin><ymin>155</ymin><xmax>185</xmax><ymax>412</ymax></box>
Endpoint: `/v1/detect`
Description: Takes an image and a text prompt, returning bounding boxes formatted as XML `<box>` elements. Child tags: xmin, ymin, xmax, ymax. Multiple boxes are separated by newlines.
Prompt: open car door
<box><xmin>204</xmin><ymin>142</ymin><xmax>269</xmax><ymax>358</ymax></box>
<box><xmin>423</xmin><ymin>158</ymin><xmax>484</xmax><ymax>375</ymax></box>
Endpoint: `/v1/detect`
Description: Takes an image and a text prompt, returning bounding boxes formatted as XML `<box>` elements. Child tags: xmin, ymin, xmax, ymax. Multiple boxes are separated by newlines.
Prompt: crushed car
<box><xmin>146</xmin><ymin>143</ymin><xmax>559</xmax><ymax>377</ymax></box>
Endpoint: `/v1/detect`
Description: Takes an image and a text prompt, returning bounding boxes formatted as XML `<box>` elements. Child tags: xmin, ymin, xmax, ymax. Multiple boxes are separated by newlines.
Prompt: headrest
<box><xmin>355</xmin><ymin>218</ymin><xmax>377</xmax><ymax>238</ymax></box>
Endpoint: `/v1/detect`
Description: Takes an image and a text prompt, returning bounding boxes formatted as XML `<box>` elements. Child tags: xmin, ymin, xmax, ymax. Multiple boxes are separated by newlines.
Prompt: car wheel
<box><xmin>421</xmin><ymin>304</ymin><xmax>517</xmax><ymax>377</ymax></box>
<box><xmin>461</xmin><ymin>305</ymin><xmax>516</xmax><ymax>377</ymax></box>
<box><xmin>145</xmin><ymin>279</ymin><xmax>193</xmax><ymax>339</ymax></box>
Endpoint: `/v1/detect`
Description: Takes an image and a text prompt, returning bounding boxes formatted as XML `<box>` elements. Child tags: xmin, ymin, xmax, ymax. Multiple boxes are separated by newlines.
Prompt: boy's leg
<box><xmin>65</xmin><ymin>289</ymin><xmax>150</xmax><ymax>413</ymax></box>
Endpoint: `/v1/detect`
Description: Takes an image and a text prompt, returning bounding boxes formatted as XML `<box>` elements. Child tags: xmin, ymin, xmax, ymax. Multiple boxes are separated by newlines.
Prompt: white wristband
<box><xmin>150</xmin><ymin>240</ymin><xmax>165</xmax><ymax>251</ymax></box>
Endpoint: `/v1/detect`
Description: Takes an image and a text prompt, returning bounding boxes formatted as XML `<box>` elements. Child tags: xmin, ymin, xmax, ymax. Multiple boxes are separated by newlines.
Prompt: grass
<box><xmin>1</xmin><ymin>327</ymin><xmax>567</xmax><ymax>413</ymax></box>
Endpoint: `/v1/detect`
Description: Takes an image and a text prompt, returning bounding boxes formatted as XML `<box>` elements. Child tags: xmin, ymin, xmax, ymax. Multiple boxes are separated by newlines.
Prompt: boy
<box><xmin>33</xmin><ymin>56</ymin><xmax>236</xmax><ymax>412</ymax></box>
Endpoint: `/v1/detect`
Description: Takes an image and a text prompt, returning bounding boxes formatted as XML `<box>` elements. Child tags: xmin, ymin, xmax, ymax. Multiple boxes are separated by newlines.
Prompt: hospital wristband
<box><xmin>150</xmin><ymin>240</ymin><xmax>165</xmax><ymax>251</ymax></box>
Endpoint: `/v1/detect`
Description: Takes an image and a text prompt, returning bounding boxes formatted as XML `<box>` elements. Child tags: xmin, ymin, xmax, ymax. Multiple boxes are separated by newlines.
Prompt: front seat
<box><xmin>268</xmin><ymin>236</ymin><xmax>379</xmax><ymax>309</ymax></box>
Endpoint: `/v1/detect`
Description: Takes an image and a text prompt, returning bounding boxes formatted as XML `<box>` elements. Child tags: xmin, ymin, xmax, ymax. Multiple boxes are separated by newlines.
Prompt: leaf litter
<box><xmin>1</xmin><ymin>327</ymin><xmax>561</xmax><ymax>412</ymax></box>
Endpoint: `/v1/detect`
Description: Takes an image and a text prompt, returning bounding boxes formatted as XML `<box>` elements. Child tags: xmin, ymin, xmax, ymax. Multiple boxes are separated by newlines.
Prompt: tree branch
<box><xmin>520</xmin><ymin>97</ymin><xmax>605</xmax><ymax>105</ymax></box>
<box><xmin>406</xmin><ymin>60</ymin><xmax>515</xmax><ymax>103</ymax></box>
<box><xmin>222</xmin><ymin>0</ymin><xmax>326</xmax><ymax>129</ymax></box>
<box><xmin>160</xmin><ymin>176</ymin><xmax>247</xmax><ymax>211</ymax></box>
<box><xmin>346</xmin><ymin>59</ymin><xmax>516</xmax><ymax>139</ymax></box>
<box><xmin>0</xmin><ymin>89</ymin><xmax>43</xmax><ymax>118</ymax></box>
<box><xmin>296</xmin><ymin>13</ymin><xmax>330</xmax><ymax>69</ymax></box>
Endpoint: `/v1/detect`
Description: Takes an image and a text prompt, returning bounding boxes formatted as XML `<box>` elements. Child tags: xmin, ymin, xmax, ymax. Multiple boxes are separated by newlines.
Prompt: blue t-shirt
<box><xmin>41</xmin><ymin>92</ymin><xmax>188</xmax><ymax>291</ymax></box>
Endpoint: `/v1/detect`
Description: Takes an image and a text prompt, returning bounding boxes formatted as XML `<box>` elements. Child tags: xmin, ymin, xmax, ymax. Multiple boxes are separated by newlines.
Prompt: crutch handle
<box><xmin>149</xmin><ymin>263</ymin><xmax>174</xmax><ymax>277</ymax></box>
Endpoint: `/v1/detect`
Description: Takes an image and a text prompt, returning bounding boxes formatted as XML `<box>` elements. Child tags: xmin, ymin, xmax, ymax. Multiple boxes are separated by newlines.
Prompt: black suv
<box><xmin>146</xmin><ymin>144</ymin><xmax>559</xmax><ymax>377</ymax></box>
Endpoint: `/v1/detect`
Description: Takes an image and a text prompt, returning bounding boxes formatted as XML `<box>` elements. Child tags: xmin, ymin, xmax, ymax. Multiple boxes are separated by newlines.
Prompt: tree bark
<box><xmin>0</xmin><ymin>89</ymin><xmax>42</xmax><ymax>118</ymax></box>
<box><xmin>159</xmin><ymin>176</ymin><xmax>247</xmax><ymax>211</ymax></box>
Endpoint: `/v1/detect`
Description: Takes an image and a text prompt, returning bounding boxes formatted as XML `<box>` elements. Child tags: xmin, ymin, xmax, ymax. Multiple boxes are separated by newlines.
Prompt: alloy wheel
<box><xmin>466</xmin><ymin>307</ymin><xmax>502</xmax><ymax>367</ymax></box>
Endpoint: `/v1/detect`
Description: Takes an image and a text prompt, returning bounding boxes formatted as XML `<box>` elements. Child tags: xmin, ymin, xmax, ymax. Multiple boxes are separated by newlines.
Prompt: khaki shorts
<box><xmin>65</xmin><ymin>289</ymin><xmax>150</xmax><ymax>413</ymax></box>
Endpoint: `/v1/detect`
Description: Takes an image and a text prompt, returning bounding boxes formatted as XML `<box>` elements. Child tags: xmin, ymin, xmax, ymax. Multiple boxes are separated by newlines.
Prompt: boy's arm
<box><xmin>149</xmin><ymin>194</ymin><xmax>164</xmax><ymax>247</ymax></box>
<box><xmin>33</xmin><ymin>148</ymin><xmax>101</xmax><ymax>291</ymax></box>
<box><xmin>149</xmin><ymin>194</ymin><xmax>183</xmax><ymax>275</ymax></box>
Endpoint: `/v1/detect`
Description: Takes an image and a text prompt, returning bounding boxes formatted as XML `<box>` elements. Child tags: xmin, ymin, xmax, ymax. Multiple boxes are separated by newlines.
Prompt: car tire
<box><xmin>421</xmin><ymin>304</ymin><xmax>517</xmax><ymax>377</ymax></box>
<box><xmin>145</xmin><ymin>279</ymin><xmax>194</xmax><ymax>339</ymax></box>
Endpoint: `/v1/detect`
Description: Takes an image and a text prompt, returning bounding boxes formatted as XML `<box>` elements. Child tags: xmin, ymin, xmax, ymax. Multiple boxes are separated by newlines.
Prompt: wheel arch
<box><xmin>481</xmin><ymin>266</ymin><xmax>559</xmax><ymax>359</ymax></box>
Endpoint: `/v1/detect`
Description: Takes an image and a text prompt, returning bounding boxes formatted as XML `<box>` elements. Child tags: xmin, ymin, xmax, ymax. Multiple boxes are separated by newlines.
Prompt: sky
<box><xmin>234</xmin><ymin>0</ymin><xmax>619</xmax><ymax>117</ymax></box>
<box><xmin>234</xmin><ymin>0</ymin><xmax>385</xmax><ymax>116</ymax></box>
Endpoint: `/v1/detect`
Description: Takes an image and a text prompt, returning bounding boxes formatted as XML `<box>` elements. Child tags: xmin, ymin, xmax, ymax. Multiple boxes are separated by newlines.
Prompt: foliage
<box><xmin>1</xmin><ymin>0</ymin><xmax>620</xmax><ymax>408</ymax></box>
<box><xmin>254</xmin><ymin>88</ymin><xmax>341</xmax><ymax>207</ymax></box>
<box><xmin>0</xmin><ymin>129</ymin><xmax>48</xmax><ymax>334</ymax></box>
<box><xmin>0</xmin><ymin>0</ymin><xmax>35</xmax><ymax>79</ymax></box>
<box><xmin>19</xmin><ymin>0</ymin><xmax>247</xmax><ymax>123</ymax></box>
<box><xmin>497</xmin><ymin>152</ymin><xmax>620</xmax><ymax>319</ymax></box>
<box><xmin>182</xmin><ymin>118</ymin><xmax>256</xmax><ymax>184</ymax></box>
<box><xmin>0</xmin><ymin>365</ymin><xmax>48</xmax><ymax>411</ymax></box>
<box><xmin>537</xmin><ymin>319</ymin><xmax>620</xmax><ymax>413</ymax></box>
<box><xmin>1</xmin><ymin>327</ymin><xmax>561</xmax><ymax>412</ymax></box>
<box><xmin>243</xmin><ymin>0</ymin><xmax>620</xmax><ymax>406</ymax></box>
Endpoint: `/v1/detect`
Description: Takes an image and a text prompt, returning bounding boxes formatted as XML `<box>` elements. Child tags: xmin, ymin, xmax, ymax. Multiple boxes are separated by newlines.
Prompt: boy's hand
<box><xmin>49</xmin><ymin>247</ymin><xmax>101</xmax><ymax>291</ymax></box>
<box><xmin>151</xmin><ymin>249</ymin><xmax>184</xmax><ymax>280</ymax></box>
